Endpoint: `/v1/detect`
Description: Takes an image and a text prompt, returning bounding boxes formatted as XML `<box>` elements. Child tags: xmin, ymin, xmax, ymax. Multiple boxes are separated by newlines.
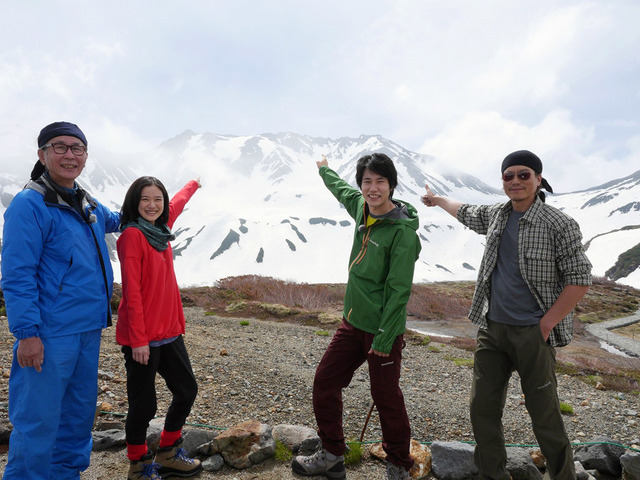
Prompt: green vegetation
<box><xmin>239</xmin><ymin>320</ymin><xmax>250</xmax><ymax>326</ymax></box>
<box><xmin>556</xmin><ymin>362</ymin><xmax>582</xmax><ymax>376</ymax></box>
<box><xmin>226</xmin><ymin>301</ymin><xmax>247</xmax><ymax>312</ymax></box>
<box><xmin>585</xmin><ymin>374</ymin><xmax>601</xmax><ymax>385</ymax></box>
<box><xmin>315</xmin><ymin>330</ymin><xmax>330</xmax><ymax>336</ymax></box>
<box><xmin>428</xmin><ymin>345</ymin><xmax>441</xmax><ymax>353</ymax></box>
<box><xmin>273</xmin><ymin>440</ymin><xmax>293</xmax><ymax>462</ymax></box>
<box><xmin>559</xmin><ymin>402</ymin><xmax>574</xmax><ymax>415</ymax></box>
<box><xmin>454</xmin><ymin>358</ymin><xmax>474</xmax><ymax>368</ymax></box>
<box><xmin>444</xmin><ymin>355</ymin><xmax>474</xmax><ymax>367</ymax></box>
<box><xmin>419</xmin><ymin>335</ymin><xmax>431</xmax><ymax>346</ymax></box>
<box><xmin>344</xmin><ymin>441</ymin><xmax>364</xmax><ymax>466</ymax></box>
<box><xmin>259</xmin><ymin>303</ymin><xmax>296</xmax><ymax>317</ymax></box>
<box><xmin>318</xmin><ymin>312</ymin><xmax>341</xmax><ymax>324</ymax></box>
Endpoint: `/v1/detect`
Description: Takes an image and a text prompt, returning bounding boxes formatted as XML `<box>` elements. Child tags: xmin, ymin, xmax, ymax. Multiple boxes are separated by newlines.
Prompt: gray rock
<box><xmin>92</xmin><ymin>429</ymin><xmax>126</xmax><ymax>451</ymax></box>
<box><xmin>272</xmin><ymin>424</ymin><xmax>317</xmax><ymax>453</ymax></box>
<box><xmin>205</xmin><ymin>420</ymin><xmax>276</xmax><ymax>469</ymax></box>
<box><xmin>621</xmin><ymin>451</ymin><xmax>640</xmax><ymax>480</ymax></box>
<box><xmin>145</xmin><ymin>418</ymin><xmax>164</xmax><ymax>451</ymax></box>
<box><xmin>505</xmin><ymin>447</ymin><xmax>542</xmax><ymax>480</ymax></box>
<box><xmin>182</xmin><ymin>428</ymin><xmax>218</xmax><ymax>457</ymax></box>
<box><xmin>80</xmin><ymin>421</ymin><xmax>640</xmax><ymax>479</ymax></box>
<box><xmin>202</xmin><ymin>453</ymin><xmax>225</xmax><ymax>472</ymax></box>
<box><xmin>575</xmin><ymin>461</ymin><xmax>590</xmax><ymax>480</ymax></box>
<box><xmin>430</xmin><ymin>441</ymin><xmax>478</xmax><ymax>480</ymax></box>
<box><xmin>94</xmin><ymin>420</ymin><xmax>124</xmax><ymax>431</ymax></box>
<box><xmin>97</xmin><ymin>370</ymin><xmax>115</xmax><ymax>381</ymax></box>
<box><xmin>574</xmin><ymin>436</ymin><xmax>625</xmax><ymax>477</ymax></box>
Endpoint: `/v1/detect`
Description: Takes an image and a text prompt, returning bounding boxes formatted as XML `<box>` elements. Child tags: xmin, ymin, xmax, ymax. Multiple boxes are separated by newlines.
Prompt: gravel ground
<box><xmin>1</xmin><ymin>307</ymin><xmax>639</xmax><ymax>479</ymax></box>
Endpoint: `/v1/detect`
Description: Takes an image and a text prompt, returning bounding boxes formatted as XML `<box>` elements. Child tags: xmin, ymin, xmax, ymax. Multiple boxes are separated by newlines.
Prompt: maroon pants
<box><xmin>313</xmin><ymin>318</ymin><xmax>413</xmax><ymax>471</ymax></box>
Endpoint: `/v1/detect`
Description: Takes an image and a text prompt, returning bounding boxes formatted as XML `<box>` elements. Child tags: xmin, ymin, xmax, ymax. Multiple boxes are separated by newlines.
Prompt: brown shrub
<box><xmin>215</xmin><ymin>275</ymin><xmax>345</xmax><ymax>310</ymax></box>
<box><xmin>592</xmin><ymin>276</ymin><xmax>619</xmax><ymax>287</ymax></box>
<box><xmin>211</xmin><ymin>276</ymin><xmax>476</xmax><ymax>320</ymax></box>
<box><xmin>407</xmin><ymin>283</ymin><xmax>474</xmax><ymax>320</ymax></box>
<box><xmin>558</xmin><ymin>354</ymin><xmax>640</xmax><ymax>393</ymax></box>
<box><xmin>436</xmin><ymin>336</ymin><xmax>477</xmax><ymax>352</ymax></box>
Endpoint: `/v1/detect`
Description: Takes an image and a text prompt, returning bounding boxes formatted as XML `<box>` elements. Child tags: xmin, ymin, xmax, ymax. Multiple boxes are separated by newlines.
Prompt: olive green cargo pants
<box><xmin>470</xmin><ymin>321</ymin><xmax>575</xmax><ymax>480</ymax></box>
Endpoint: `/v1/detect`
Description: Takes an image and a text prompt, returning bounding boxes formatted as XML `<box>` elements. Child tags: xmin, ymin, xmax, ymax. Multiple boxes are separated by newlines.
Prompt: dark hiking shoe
<box><xmin>291</xmin><ymin>448</ymin><xmax>346</xmax><ymax>479</ymax></box>
<box><xmin>386</xmin><ymin>461</ymin><xmax>410</xmax><ymax>479</ymax></box>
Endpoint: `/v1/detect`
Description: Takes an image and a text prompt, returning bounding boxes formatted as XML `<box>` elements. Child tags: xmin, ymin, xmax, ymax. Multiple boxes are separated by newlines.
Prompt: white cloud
<box><xmin>419</xmin><ymin>109</ymin><xmax>608</xmax><ymax>192</ymax></box>
<box><xmin>0</xmin><ymin>0</ymin><xmax>638</xmax><ymax>192</ymax></box>
<box><xmin>90</xmin><ymin>118</ymin><xmax>158</xmax><ymax>155</ymax></box>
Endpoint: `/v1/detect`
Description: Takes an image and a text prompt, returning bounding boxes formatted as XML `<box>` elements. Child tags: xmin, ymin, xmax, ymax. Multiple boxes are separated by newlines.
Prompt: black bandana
<box><xmin>501</xmin><ymin>149</ymin><xmax>553</xmax><ymax>202</ymax></box>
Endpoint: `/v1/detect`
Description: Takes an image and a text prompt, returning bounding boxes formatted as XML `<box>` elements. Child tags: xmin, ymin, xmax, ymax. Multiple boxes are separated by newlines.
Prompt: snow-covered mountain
<box><xmin>1</xmin><ymin>132</ymin><xmax>639</xmax><ymax>289</ymax></box>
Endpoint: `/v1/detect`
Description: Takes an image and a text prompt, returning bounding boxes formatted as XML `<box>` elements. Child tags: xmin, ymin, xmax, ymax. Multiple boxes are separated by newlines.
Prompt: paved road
<box><xmin>585</xmin><ymin>309</ymin><xmax>640</xmax><ymax>357</ymax></box>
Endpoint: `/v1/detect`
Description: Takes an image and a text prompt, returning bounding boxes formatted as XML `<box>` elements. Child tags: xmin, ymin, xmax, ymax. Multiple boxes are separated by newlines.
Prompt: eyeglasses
<box><xmin>502</xmin><ymin>170</ymin><xmax>532</xmax><ymax>182</ymax></box>
<box><xmin>42</xmin><ymin>142</ymin><xmax>87</xmax><ymax>156</ymax></box>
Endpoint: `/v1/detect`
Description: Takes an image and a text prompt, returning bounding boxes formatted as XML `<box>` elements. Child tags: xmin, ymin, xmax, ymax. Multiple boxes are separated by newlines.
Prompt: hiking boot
<box><xmin>386</xmin><ymin>461</ymin><xmax>410</xmax><ymax>480</ymax></box>
<box><xmin>291</xmin><ymin>448</ymin><xmax>346</xmax><ymax>479</ymax></box>
<box><xmin>154</xmin><ymin>437</ymin><xmax>202</xmax><ymax>478</ymax></box>
<box><xmin>128</xmin><ymin>451</ymin><xmax>163</xmax><ymax>480</ymax></box>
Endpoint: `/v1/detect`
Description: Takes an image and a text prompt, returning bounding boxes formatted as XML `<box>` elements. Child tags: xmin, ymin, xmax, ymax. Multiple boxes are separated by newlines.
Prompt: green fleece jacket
<box><xmin>319</xmin><ymin>166</ymin><xmax>422</xmax><ymax>353</ymax></box>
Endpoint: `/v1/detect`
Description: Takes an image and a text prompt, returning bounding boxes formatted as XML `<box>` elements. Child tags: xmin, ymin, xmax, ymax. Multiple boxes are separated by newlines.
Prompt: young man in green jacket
<box><xmin>292</xmin><ymin>153</ymin><xmax>421</xmax><ymax>480</ymax></box>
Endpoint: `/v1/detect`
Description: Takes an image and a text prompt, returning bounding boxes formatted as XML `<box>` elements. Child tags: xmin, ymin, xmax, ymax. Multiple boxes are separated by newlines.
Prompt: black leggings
<box><xmin>122</xmin><ymin>335</ymin><xmax>198</xmax><ymax>445</ymax></box>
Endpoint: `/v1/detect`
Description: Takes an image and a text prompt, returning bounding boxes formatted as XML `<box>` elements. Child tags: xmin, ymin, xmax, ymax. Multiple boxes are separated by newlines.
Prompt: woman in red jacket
<box><xmin>116</xmin><ymin>176</ymin><xmax>202</xmax><ymax>480</ymax></box>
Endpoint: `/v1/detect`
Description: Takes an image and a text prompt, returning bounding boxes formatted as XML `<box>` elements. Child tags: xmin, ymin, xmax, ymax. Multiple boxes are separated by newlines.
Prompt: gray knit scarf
<box><xmin>121</xmin><ymin>218</ymin><xmax>175</xmax><ymax>252</ymax></box>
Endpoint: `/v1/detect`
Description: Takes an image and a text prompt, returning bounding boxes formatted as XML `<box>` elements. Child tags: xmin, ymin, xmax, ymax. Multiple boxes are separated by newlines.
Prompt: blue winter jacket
<box><xmin>1</xmin><ymin>175</ymin><xmax>121</xmax><ymax>340</ymax></box>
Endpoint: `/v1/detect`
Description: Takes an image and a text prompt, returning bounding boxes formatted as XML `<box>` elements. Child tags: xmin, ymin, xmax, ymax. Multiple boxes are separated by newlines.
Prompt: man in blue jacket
<box><xmin>1</xmin><ymin>122</ymin><xmax>121</xmax><ymax>480</ymax></box>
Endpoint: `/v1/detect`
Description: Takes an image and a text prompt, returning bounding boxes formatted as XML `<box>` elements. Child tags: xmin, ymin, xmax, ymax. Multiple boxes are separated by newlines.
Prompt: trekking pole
<box><xmin>359</xmin><ymin>403</ymin><xmax>376</xmax><ymax>442</ymax></box>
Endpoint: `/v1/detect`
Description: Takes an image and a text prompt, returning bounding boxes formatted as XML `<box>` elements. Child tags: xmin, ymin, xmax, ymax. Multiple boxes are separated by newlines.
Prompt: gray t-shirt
<box><xmin>488</xmin><ymin>210</ymin><xmax>543</xmax><ymax>326</ymax></box>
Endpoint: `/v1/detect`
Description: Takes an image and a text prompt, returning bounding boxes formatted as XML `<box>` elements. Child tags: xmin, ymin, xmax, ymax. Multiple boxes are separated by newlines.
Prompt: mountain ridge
<box><xmin>0</xmin><ymin>131</ymin><xmax>638</xmax><ymax>288</ymax></box>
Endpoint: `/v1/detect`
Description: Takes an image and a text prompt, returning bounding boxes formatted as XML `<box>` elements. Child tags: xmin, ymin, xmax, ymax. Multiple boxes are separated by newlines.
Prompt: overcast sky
<box><xmin>1</xmin><ymin>0</ymin><xmax>639</xmax><ymax>192</ymax></box>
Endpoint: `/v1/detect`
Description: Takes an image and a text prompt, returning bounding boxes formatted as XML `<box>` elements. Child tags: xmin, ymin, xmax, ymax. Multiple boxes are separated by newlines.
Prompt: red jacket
<box><xmin>116</xmin><ymin>180</ymin><xmax>198</xmax><ymax>347</ymax></box>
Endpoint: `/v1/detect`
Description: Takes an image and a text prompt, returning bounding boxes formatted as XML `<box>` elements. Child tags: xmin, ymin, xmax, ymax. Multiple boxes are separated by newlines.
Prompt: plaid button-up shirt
<box><xmin>458</xmin><ymin>197</ymin><xmax>592</xmax><ymax>346</ymax></box>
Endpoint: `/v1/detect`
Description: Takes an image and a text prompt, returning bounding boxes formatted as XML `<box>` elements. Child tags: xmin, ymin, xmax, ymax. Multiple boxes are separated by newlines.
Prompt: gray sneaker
<box><xmin>386</xmin><ymin>461</ymin><xmax>410</xmax><ymax>479</ymax></box>
<box><xmin>291</xmin><ymin>448</ymin><xmax>346</xmax><ymax>479</ymax></box>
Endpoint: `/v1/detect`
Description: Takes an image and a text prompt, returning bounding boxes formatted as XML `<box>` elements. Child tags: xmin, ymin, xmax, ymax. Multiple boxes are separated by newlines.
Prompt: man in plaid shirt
<box><xmin>422</xmin><ymin>150</ymin><xmax>592</xmax><ymax>480</ymax></box>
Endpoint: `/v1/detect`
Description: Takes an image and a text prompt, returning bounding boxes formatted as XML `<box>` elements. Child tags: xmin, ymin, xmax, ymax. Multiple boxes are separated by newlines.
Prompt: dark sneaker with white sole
<box><xmin>291</xmin><ymin>448</ymin><xmax>346</xmax><ymax>479</ymax></box>
<box><xmin>386</xmin><ymin>461</ymin><xmax>410</xmax><ymax>479</ymax></box>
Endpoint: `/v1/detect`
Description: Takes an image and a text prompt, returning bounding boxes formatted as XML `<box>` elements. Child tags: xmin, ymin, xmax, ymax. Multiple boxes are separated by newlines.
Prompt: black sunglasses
<box><xmin>502</xmin><ymin>171</ymin><xmax>533</xmax><ymax>182</ymax></box>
